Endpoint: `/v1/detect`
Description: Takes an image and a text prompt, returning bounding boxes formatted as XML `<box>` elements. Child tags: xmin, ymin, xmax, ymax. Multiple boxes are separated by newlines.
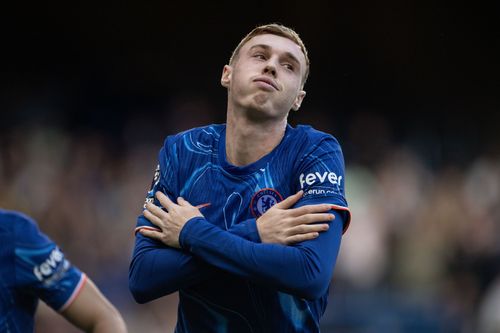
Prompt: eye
<box><xmin>283</xmin><ymin>63</ymin><xmax>294</xmax><ymax>71</ymax></box>
<box><xmin>253</xmin><ymin>53</ymin><xmax>266</xmax><ymax>60</ymax></box>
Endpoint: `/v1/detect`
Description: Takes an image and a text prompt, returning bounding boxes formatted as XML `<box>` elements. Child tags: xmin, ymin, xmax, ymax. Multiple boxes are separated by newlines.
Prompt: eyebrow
<box><xmin>249</xmin><ymin>44</ymin><xmax>301</xmax><ymax>67</ymax></box>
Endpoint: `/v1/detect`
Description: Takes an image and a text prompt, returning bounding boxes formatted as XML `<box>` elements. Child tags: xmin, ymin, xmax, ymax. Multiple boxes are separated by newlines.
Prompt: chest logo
<box><xmin>250</xmin><ymin>188</ymin><xmax>283</xmax><ymax>217</ymax></box>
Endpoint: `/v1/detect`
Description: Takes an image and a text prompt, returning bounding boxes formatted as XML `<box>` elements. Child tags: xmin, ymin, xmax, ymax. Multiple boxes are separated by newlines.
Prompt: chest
<box><xmin>178</xmin><ymin>164</ymin><xmax>293</xmax><ymax>229</ymax></box>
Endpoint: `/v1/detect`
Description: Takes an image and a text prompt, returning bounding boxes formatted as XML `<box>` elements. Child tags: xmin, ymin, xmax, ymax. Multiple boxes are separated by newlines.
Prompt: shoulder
<box><xmin>159</xmin><ymin>124</ymin><xmax>224</xmax><ymax>161</ymax></box>
<box><xmin>289</xmin><ymin>124</ymin><xmax>343</xmax><ymax>153</ymax></box>
<box><xmin>0</xmin><ymin>209</ymin><xmax>44</xmax><ymax>243</ymax></box>
<box><xmin>163</xmin><ymin>124</ymin><xmax>225</xmax><ymax>147</ymax></box>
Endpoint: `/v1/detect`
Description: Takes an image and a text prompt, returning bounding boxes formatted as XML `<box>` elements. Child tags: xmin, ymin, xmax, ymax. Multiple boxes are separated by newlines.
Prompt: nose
<box><xmin>263</xmin><ymin>64</ymin><xmax>277</xmax><ymax>77</ymax></box>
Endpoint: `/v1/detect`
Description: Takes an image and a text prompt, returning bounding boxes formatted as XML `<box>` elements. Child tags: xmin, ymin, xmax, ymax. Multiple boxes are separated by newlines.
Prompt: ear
<box><xmin>291</xmin><ymin>90</ymin><xmax>306</xmax><ymax>111</ymax></box>
<box><xmin>221</xmin><ymin>65</ymin><xmax>232</xmax><ymax>88</ymax></box>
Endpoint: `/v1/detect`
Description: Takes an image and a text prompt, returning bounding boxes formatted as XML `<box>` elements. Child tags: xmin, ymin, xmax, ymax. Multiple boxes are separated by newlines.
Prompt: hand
<box><xmin>256</xmin><ymin>190</ymin><xmax>335</xmax><ymax>245</ymax></box>
<box><xmin>141</xmin><ymin>192</ymin><xmax>203</xmax><ymax>248</ymax></box>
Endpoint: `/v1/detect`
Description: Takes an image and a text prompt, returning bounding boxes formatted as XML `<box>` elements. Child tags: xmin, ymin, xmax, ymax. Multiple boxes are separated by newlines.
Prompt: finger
<box><xmin>274</xmin><ymin>190</ymin><xmax>303</xmax><ymax>209</ymax></box>
<box><xmin>289</xmin><ymin>204</ymin><xmax>335</xmax><ymax>217</ymax></box>
<box><xmin>177</xmin><ymin>197</ymin><xmax>193</xmax><ymax>207</ymax></box>
<box><xmin>156</xmin><ymin>191</ymin><xmax>175</xmax><ymax>210</ymax></box>
<box><xmin>293</xmin><ymin>213</ymin><xmax>335</xmax><ymax>225</ymax></box>
<box><xmin>139</xmin><ymin>228</ymin><xmax>164</xmax><ymax>241</ymax></box>
<box><xmin>143</xmin><ymin>209</ymin><xmax>164</xmax><ymax>227</ymax></box>
<box><xmin>285</xmin><ymin>232</ymin><xmax>319</xmax><ymax>245</ymax></box>
<box><xmin>146</xmin><ymin>202</ymin><xmax>167</xmax><ymax>218</ymax></box>
<box><xmin>287</xmin><ymin>223</ymin><xmax>329</xmax><ymax>236</ymax></box>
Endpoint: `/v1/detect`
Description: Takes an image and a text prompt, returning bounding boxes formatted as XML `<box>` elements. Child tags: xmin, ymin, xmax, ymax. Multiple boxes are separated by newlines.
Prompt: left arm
<box><xmin>180</xmin><ymin>206</ymin><xmax>345</xmax><ymax>300</ymax></box>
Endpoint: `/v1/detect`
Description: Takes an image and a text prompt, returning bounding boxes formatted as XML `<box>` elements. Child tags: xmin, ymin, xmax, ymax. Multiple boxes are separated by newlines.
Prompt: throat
<box><xmin>225</xmin><ymin>125</ymin><xmax>286</xmax><ymax>167</ymax></box>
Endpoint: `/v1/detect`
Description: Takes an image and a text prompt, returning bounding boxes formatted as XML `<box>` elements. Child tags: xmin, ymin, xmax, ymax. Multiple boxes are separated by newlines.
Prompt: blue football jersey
<box><xmin>0</xmin><ymin>209</ymin><xmax>86</xmax><ymax>333</ymax></box>
<box><xmin>130</xmin><ymin>123</ymin><xmax>351</xmax><ymax>333</ymax></box>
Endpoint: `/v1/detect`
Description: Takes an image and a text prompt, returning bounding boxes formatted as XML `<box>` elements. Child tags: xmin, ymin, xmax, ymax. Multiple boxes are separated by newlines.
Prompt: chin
<box><xmin>252</xmin><ymin>92</ymin><xmax>272</xmax><ymax>106</ymax></box>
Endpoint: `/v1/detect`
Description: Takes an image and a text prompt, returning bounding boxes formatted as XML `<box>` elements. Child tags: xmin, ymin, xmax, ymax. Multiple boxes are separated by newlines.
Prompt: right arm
<box><xmin>12</xmin><ymin>213</ymin><xmax>127</xmax><ymax>332</ymax></box>
<box><xmin>61</xmin><ymin>278</ymin><xmax>127</xmax><ymax>333</ymax></box>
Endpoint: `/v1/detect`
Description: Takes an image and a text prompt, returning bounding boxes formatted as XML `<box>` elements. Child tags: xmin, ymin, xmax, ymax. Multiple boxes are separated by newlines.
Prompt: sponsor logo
<box><xmin>250</xmin><ymin>188</ymin><xmax>283</xmax><ymax>217</ymax></box>
<box><xmin>33</xmin><ymin>247</ymin><xmax>65</xmax><ymax>281</ymax></box>
<box><xmin>299</xmin><ymin>171</ymin><xmax>342</xmax><ymax>189</ymax></box>
<box><xmin>304</xmin><ymin>189</ymin><xmax>341</xmax><ymax>196</ymax></box>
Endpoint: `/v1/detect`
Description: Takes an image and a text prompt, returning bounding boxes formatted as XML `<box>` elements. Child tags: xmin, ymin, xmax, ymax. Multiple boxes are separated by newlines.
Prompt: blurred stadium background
<box><xmin>1</xmin><ymin>1</ymin><xmax>499</xmax><ymax>332</ymax></box>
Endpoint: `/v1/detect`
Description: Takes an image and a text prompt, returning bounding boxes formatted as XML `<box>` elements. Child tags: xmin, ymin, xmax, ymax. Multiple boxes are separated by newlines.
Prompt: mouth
<box><xmin>253</xmin><ymin>77</ymin><xmax>279</xmax><ymax>91</ymax></box>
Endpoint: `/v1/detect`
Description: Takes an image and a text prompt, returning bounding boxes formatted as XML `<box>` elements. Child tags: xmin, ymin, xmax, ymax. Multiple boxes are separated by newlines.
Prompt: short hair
<box><xmin>229</xmin><ymin>23</ymin><xmax>310</xmax><ymax>85</ymax></box>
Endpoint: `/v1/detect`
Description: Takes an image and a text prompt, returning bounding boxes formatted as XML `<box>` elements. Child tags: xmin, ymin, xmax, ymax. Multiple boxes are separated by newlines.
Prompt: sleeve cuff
<box><xmin>179</xmin><ymin>216</ymin><xmax>206</xmax><ymax>250</ymax></box>
<box><xmin>57</xmin><ymin>273</ymin><xmax>87</xmax><ymax>312</ymax></box>
<box><xmin>243</xmin><ymin>219</ymin><xmax>261</xmax><ymax>243</ymax></box>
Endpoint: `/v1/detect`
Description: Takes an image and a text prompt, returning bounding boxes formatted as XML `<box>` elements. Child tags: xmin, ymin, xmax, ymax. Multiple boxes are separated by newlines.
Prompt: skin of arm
<box><xmin>61</xmin><ymin>278</ymin><xmax>127</xmax><ymax>333</ymax></box>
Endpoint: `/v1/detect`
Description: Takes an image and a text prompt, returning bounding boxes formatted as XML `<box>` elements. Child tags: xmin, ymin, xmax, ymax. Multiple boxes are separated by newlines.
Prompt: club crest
<box><xmin>250</xmin><ymin>188</ymin><xmax>283</xmax><ymax>217</ymax></box>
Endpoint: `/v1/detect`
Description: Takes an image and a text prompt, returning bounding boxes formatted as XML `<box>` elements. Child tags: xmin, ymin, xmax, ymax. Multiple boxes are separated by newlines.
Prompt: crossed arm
<box><xmin>129</xmin><ymin>190</ymin><xmax>343</xmax><ymax>302</ymax></box>
<box><xmin>142</xmin><ymin>191</ymin><xmax>333</xmax><ymax>247</ymax></box>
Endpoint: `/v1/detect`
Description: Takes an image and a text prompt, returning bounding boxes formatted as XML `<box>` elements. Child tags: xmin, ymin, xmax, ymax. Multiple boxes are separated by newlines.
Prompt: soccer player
<box><xmin>129</xmin><ymin>23</ymin><xmax>351</xmax><ymax>332</ymax></box>
<box><xmin>0</xmin><ymin>209</ymin><xmax>128</xmax><ymax>333</ymax></box>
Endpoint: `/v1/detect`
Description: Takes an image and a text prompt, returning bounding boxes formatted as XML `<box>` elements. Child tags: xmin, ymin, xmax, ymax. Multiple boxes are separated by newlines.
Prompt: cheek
<box><xmin>231</xmin><ymin>65</ymin><xmax>249</xmax><ymax>85</ymax></box>
<box><xmin>283</xmin><ymin>79</ymin><xmax>302</xmax><ymax>101</ymax></box>
<box><xmin>232</xmin><ymin>66</ymin><xmax>257</xmax><ymax>92</ymax></box>
<box><xmin>230</xmin><ymin>71</ymin><xmax>246</xmax><ymax>92</ymax></box>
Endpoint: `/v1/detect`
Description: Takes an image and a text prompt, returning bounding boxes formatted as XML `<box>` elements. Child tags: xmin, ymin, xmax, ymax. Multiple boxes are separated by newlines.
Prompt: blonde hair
<box><xmin>229</xmin><ymin>23</ymin><xmax>310</xmax><ymax>85</ymax></box>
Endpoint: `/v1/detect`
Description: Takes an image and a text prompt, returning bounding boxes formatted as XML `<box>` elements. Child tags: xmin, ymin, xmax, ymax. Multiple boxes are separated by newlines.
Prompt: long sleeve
<box><xmin>179</xmin><ymin>207</ymin><xmax>345</xmax><ymax>300</ymax></box>
<box><xmin>129</xmin><ymin>215</ymin><xmax>260</xmax><ymax>303</ymax></box>
<box><xmin>129</xmin><ymin>126</ymin><xmax>351</xmax><ymax>304</ymax></box>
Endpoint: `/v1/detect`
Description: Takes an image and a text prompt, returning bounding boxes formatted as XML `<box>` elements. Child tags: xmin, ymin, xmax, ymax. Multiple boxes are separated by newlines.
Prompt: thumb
<box><xmin>275</xmin><ymin>190</ymin><xmax>303</xmax><ymax>209</ymax></box>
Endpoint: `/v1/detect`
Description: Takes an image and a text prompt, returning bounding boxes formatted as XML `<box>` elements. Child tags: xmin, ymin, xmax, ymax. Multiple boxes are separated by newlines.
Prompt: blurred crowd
<box><xmin>1</xmin><ymin>106</ymin><xmax>499</xmax><ymax>332</ymax></box>
<box><xmin>328</xmin><ymin>144</ymin><xmax>500</xmax><ymax>332</ymax></box>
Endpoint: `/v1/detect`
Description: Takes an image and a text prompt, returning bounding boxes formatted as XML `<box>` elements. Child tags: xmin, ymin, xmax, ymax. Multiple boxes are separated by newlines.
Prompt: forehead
<box><xmin>242</xmin><ymin>34</ymin><xmax>306</xmax><ymax>66</ymax></box>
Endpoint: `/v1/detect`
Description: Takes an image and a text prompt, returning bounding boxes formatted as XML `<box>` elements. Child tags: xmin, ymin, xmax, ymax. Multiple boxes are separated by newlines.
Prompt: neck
<box><xmin>225</xmin><ymin>109</ymin><xmax>287</xmax><ymax>166</ymax></box>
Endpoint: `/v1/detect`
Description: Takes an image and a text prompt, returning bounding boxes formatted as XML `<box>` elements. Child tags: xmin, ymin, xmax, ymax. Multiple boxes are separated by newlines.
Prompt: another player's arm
<box><xmin>61</xmin><ymin>278</ymin><xmax>127</xmax><ymax>333</ymax></box>
<box><xmin>13</xmin><ymin>214</ymin><xmax>127</xmax><ymax>332</ymax></box>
